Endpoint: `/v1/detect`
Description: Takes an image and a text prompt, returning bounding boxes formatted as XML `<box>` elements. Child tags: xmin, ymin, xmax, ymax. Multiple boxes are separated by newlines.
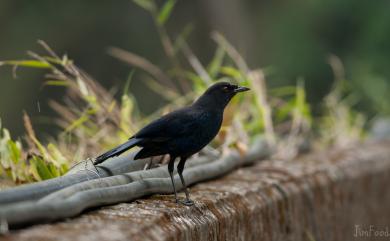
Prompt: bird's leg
<box><xmin>157</xmin><ymin>155</ymin><xmax>165</xmax><ymax>167</ymax></box>
<box><xmin>145</xmin><ymin>157</ymin><xmax>154</xmax><ymax>170</ymax></box>
<box><xmin>177</xmin><ymin>157</ymin><xmax>194</xmax><ymax>206</ymax></box>
<box><xmin>168</xmin><ymin>157</ymin><xmax>179</xmax><ymax>203</ymax></box>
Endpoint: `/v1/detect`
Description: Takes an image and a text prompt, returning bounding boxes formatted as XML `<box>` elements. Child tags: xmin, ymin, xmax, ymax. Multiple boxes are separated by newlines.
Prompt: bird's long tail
<box><xmin>94</xmin><ymin>138</ymin><xmax>141</xmax><ymax>165</ymax></box>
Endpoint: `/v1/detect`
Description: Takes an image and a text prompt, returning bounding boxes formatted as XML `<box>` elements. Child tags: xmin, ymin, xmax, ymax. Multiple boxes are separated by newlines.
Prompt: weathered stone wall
<box><xmin>2</xmin><ymin>141</ymin><xmax>390</xmax><ymax>241</ymax></box>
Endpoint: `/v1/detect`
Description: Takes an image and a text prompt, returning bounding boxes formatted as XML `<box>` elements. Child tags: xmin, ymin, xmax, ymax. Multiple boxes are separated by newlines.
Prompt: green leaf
<box><xmin>29</xmin><ymin>160</ymin><xmax>41</xmax><ymax>181</ymax></box>
<box><xmin>157</xmin><ymin>0</ymin><xmax>176</xmax><ymax>25</ymax></box>
<box><xmin>47</xmin><ymin>143</ymin><xmax>68</xmax><ymax>166</ymax></box>
<box><xmin>28</xmin><ymin>132</ymin><xmax>51</xmax><ymax>161</ymax></box>
<box><xmin>190</xmin><ymin>74</ymin><xmax>207</xmax><ymax>94</ymax></box>
<box><xmin>220</xmin><ymin>66</ymin><xmax>242</xmax><ymax>79</ymax></box>
<box><xmin>120</xmin><ymin>94</ymin><xmax>134</xmax><ymax>135</ymax></box>
<box><xmin>77</xmin><ymin>78</ymin><xmax>89</xmax><ymax>97</ymax></box>
<box><xmin>132</xmin><ymin>0</ymin><xmax>156</xmax><ymax>13</ymax></box>
<box><xmin>0</xmin><ymin>129</ymin><xmax>12</xmax><ymax>169</ymax></box>
<box><xmin>173</xmin><ymin>24</ymin><xmax>194</xmax><ymax>54</ymax></box>
<box><xmin>276</xmin><ymin>100</ymin><xmax>295</xmax><ymax>121</ymax></box>
<box><xmin>48</xmin><ymin>163</ymin><xmax>60</xmax><ymax>177</ymax></box>
<box><xmin>64</xmin><ymin>115</ymin><xmax>89</xmax><ymax>133</ymax></box>
<box><xmin>6</xmin><ymin>140</ymin><xmax>21</xmax><ymax>164</ymax></box>
<box><xmin>44</xmin><ymin>80</ymin><xmax>70</xmax><ymax>87</ymax></box>
<box><xmin>0</xmin><ymin>60</ymin><xmax>51</xmax><ymax>68</ymax></box>
<box><xmin>207</xmin><ymin>46</ymin><xmax>225</xmax><ymax>78</ymax></box>
<box><xmin>60</xmin><ymin>163</ymin><xmax>69</xmax><ymax>175</ymax></box>
<box><xmin>31</xmin><ymin>156</ymin><xmax>54</xmax><ymax>180</ymax></box>
<box><xmin>123</xmin><ymin>70</ymin><xmax>136</xmax><ymax>96</ymax></box>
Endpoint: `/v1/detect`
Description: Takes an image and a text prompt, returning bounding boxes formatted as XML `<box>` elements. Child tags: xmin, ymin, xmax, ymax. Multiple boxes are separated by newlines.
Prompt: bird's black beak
<box><xmin>234</xmin><ymin>86</ymin><xmax>250</xmax><ymax>93</ymax></box>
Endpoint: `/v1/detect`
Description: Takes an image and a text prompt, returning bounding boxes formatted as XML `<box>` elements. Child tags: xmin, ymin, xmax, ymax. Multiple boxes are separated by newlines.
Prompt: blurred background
<box><xmin>1</xmin><ymin>0</ymin><xmax>389</xmax><ymax>137</ymax></box>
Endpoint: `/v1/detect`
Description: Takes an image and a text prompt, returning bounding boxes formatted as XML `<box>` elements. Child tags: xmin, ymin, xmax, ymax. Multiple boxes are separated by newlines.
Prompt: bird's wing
<box><xmin>134</xmin><ymin>107</ymin><xmax>201</xmax><ymax>141</ymax></box>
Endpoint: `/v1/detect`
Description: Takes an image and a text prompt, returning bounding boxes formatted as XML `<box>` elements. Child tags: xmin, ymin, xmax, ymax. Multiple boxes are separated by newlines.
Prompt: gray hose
<box><xmin>0</xmin><ymin>140</ymin><xmax>270</xmax><ymax>227</ymax></box>
<box><xmin>0</xmin><ymin>152</ymin><xmax>150</xmax><ymax>204</ymax></box>
<box><xmin>39</xmin><ymin>156</ymin><xmax>211</xmax><ymax>203</ymax></box>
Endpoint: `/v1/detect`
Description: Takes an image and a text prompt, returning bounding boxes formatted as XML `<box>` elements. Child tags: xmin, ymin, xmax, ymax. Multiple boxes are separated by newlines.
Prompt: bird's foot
<box><xmin>174</xmin><ymin>198</ymin><xmax>194</xmax><ymax>206</ymax></box>
<box><xmin>180</xmin><ymin>199</ymin><xmax>195</xmax><ymax>206</ymax></box>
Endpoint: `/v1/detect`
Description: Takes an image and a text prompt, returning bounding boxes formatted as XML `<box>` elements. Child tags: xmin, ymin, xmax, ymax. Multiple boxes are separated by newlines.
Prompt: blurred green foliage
<box><xmin>0</xmin><ymin>0</ymin><xmax>389</xmax><ymax>137</ymax></box>
<box><xmin>0</xmin><ymin>117</ymin><xmax>68</xmax><ymax>182</ymax></box>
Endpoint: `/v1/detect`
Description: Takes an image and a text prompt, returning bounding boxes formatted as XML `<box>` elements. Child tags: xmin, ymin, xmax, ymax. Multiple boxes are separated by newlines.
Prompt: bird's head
<box><xmin>194</xmin><ymin>82</ymin><xmax>250</xmax><ymax>109</ymax></box>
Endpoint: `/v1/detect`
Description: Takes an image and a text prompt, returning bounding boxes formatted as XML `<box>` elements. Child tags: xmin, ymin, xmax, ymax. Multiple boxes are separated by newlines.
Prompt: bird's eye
<box><xmin>222</xmin><ymin>86</ymin><xmax>229</xmax><ymax>92</ymax></box>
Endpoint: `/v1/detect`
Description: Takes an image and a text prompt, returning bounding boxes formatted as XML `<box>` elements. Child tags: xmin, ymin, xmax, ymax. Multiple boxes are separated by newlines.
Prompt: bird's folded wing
<box><xmin>134</xmin><ymin>107</ymin><xmax>201</xmax><ymax>141</ymax></box>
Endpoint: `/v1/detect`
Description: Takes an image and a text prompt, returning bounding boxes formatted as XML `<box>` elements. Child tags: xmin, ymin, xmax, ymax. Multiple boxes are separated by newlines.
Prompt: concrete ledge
<box><xmin>3</xmin><ymin>141</ymin><xmax>390</xmax><ymax>241</ymax></box>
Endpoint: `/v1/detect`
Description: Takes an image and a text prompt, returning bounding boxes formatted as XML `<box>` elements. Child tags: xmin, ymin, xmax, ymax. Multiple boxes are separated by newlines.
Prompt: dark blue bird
<box><xmin>94</xmin><ymin>82</ymin><xmax>249</xmax><ymax>205</ymax></box>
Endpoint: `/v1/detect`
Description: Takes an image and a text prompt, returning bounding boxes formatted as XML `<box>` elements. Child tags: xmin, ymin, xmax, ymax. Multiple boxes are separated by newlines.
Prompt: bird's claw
<box><xmin>180</xmin><ymin>199</ymin><xmax>195</xmax><ymax>206</ymax></box>
<box><xmin>174</xmin><ymin>198</ymin><xmax>194</xmax><ymax>206</ymax></box>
